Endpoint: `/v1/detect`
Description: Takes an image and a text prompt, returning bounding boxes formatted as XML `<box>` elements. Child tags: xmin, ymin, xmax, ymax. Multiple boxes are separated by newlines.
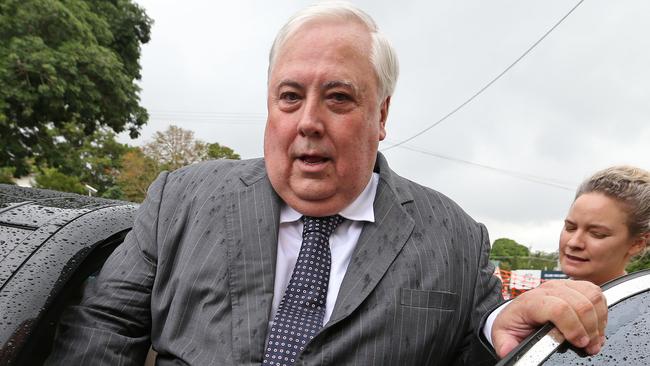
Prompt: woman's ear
<box><xmin>628</xmin><ymin>232</ymin><xmax>649</xmax><ymax>257</ymax></box>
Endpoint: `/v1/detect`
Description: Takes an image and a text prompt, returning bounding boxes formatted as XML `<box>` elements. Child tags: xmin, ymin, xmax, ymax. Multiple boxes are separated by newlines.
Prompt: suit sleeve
<box><xmin>45</xmin><ymin>172</ymin><xmax>168</xmax><ymax>366</ymax></box>
<box><xmin>458</xmin><ymin>223</ymin><xmax>504</xmax><ymax>365</ymax></box>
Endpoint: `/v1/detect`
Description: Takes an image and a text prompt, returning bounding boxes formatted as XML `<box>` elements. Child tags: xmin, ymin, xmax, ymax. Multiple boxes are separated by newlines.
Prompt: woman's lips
<box><xmin>565</xmin><ymin>253</ymin><xmax>589</xmax><ymax>262</ymax></box>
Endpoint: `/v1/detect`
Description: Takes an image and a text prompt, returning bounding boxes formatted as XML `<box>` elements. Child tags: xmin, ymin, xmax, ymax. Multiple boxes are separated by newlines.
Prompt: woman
<box><xmin>559</xmin><ymin>165</ymin><xmax>650</xmax><ymax>285</ymax></box>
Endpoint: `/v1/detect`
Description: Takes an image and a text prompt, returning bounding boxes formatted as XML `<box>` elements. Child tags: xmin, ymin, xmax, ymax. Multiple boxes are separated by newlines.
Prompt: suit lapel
<box><xmin>327</xmin><ymin>154</ymin><xmax>415</xmax><ymax>325</ymax></box>
<box><xmin>227</xmin><ymin>161</ymin><xmax>281</xmax><ymax>364</ymax></box>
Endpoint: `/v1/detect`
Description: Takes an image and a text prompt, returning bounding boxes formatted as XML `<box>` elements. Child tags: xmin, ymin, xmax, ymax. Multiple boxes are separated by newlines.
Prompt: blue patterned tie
<box><xmin>262</xmin><ymin>215</ymin><xmax>344</xmax><ymax>366</ymax></box>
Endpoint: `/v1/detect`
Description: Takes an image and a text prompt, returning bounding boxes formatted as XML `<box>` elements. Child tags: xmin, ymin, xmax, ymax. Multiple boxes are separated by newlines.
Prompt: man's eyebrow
<box><xmin>322</xmin><ymin>80</ymin><xmax>358</xmax><ymax>94</ymax></box>
<box><xmin>276</xmin><ymin>80</ymin><xmax>303</xmax><ymax>91</ymax></box>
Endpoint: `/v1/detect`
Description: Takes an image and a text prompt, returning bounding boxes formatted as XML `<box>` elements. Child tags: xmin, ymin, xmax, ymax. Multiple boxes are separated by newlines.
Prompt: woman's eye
<box><xmin>590</xmin><ymin>232</ymin><xmax>607</xmax><ymax>239</ymax></box>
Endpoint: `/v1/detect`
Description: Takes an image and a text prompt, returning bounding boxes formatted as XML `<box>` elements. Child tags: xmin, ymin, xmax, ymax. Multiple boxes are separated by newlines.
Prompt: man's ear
<box><xmin>379</xmin><ymin>96</ymin><xmax>391</xmax><ymax>141</ymax></box>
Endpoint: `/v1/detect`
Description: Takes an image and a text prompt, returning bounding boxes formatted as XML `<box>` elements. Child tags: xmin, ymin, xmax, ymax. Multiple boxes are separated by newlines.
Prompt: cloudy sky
<box><xmin>124</xmin><ymin>0</ymin><xmax>650</xmax><ymax>253</ymax></box>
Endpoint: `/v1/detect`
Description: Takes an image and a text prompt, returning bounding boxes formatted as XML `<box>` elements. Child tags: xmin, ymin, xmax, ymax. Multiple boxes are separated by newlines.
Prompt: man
<box><xmin>47</xmin><ymin>3</ymin><xmax>606</xmax><ymax>365</ymax></box>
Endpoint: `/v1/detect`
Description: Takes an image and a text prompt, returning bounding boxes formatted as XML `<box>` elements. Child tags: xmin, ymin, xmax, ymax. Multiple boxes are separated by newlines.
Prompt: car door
<box><xmin>496</xmin><ymin>269</ymin><xmax>650</xmax><ymax>365</ymax></box>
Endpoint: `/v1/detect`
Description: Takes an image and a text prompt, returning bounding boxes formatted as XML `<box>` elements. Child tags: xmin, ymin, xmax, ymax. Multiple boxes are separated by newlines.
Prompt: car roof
<box><xmin>0</xmin><ymin>184</ymin><xmax>127</xmax><ymax>228</ymax></box>
<box><xmin>0</xmin><ymin>185</ymin><xmax>139</xmax><ymax>364</ymax></box>
<box><xmin>0</xmin><ymin>184</ymin><xmax>137</xmax><ymax>288</ymax></box>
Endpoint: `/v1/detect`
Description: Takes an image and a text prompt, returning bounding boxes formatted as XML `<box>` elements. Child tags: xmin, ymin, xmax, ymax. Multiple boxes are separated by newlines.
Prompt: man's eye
<box><xmin>329</xmin><ymin>92</ymin><xmax>351</xmax><ymax>102</ymax></box>
<box><xmin>280</xmin><ymin>92</ymin><xmax>300</xmax><ymax>102</ymax></box>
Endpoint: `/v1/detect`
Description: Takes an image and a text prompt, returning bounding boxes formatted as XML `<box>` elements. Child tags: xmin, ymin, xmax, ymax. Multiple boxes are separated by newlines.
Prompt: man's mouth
<box><xmin>299</xmin><ymin>155</ymin><xmax>330</xmax><ymax>165</ymax></box>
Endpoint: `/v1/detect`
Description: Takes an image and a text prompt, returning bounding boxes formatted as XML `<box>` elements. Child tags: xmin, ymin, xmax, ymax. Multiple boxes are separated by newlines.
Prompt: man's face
<box><xmin>264</xmin><ymin>20</ymin><xmax>389</xmax><ymax>216</ymax></box>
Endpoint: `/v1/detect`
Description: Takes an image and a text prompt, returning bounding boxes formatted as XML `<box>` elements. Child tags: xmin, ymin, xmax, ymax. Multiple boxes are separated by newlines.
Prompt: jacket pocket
<box><xmin>400</xmin><ymin>288</ymin><xmax>458</xmax><ymax>310</ymax></box>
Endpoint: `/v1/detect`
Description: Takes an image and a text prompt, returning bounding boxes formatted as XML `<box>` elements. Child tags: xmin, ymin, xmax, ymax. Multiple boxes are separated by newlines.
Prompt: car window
<box><xmin>496</xmin><ymin>270</ymin><xmax>650</xmax><ymax>366</ymax></box>
<box><xmin>541</xmin><ymin>289</ymin><xmax>650</xmax><ymax>365</ymax></box>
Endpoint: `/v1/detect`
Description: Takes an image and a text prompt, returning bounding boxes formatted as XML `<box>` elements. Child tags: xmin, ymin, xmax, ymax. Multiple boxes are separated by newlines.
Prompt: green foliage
<box><xmin>207</xmin><ymin>142</ymin><xmax>241</xmax><ymax>160</ymax></box>
<box><xmin>36</xmin><ymin>124</ymin><xmax>131</xmax><ymax>196</ymax></box>
<box><xmin>116</xmin><ymin>149</ymin><xmax>160</xmax><ymax>202</ymax></box>
<box><xmin>101</xmin><ymin>185</ymin><xmax>125</xmax><ymax>200</ymax></box>
<box><xmin>491</xmin><ymin>238</ymin><xmax>529</xmax><ymax>257</ymax></box>
<box><xmin>0</xmin><ymin>166</ymin><xmax>16</xmax><ymax>184</ymax></box>
<box><xmin>34</xmin><ymin>166</ymin><xmax>85</xmax><ymax>194</ymax></box>
<box><xmin>627</xmin><ymin>251</ymin><xmax>650</xmax><ymax>273</ymax></box>
<box><xmin>490</xmin><ymin>238</ymin><xmax>530</xmax><ymax>270</ymax></box>
<box><xmin>490</xmin><ymin>238</ymin><xmax>559</xmax><ymax>270</ymax></box>
<box><xmin>0</xmin><ymin>0</ymin><xmax>152</xmax><ymax>175</ymax></box>
<box><xmin>143</xmin><ymin>125</ymin><xmax>242</xmax><ymax>171</ymax></box>
<box><xmin>527</xmin><ymin>250</ymin><xmax>559</xmax><ymax>271</ymax></box>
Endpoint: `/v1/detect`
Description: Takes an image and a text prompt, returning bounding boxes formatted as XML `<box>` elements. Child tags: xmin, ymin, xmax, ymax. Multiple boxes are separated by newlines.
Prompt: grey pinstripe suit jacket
<box><xmin>47</xmin><ymin>153</ymin><xmax>502</xmax><ymax>365</ymax></box>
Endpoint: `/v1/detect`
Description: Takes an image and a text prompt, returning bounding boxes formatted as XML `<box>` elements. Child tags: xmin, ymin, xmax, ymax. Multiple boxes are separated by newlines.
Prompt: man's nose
<box><xmin>297</xmin><ymin>98</ymin><xmax>324</xmax><ymax>138</ymax></box>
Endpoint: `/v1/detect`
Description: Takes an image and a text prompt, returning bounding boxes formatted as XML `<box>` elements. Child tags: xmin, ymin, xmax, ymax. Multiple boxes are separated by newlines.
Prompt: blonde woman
<box><xmin>559</xmin><ymin>166</ymin><xmax>650</xmax><ymax>285</ymax></box>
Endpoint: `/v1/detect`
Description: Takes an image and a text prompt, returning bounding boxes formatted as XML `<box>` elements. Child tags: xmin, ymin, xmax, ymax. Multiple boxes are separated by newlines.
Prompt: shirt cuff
<box><xmin>483</xmin><ymin>301</ymin><xmax>510</xmax><ymax>346</ymax></box>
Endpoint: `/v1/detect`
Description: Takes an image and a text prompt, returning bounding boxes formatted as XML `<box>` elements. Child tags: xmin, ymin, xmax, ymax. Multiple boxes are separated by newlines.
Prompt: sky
<box><xmin>123</xmin><ymin>0</ymin><xmax>650</xmax><ymax>253</ymax></box>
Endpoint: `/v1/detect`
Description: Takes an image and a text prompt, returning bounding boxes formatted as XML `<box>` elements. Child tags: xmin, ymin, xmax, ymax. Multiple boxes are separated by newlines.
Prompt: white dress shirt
<box><xmin>270</xmin><ymin>173</ymin><xmax>379</xmax><ymax>328</ymax></box>
<box><xmin>269</xmin><ymin>172</ymin><xmax>498</xmax><ymax>346</ymax></box>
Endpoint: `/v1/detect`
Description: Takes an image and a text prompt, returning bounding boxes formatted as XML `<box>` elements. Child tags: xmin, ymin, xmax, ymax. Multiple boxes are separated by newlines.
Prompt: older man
<box><xmin>47</xmin><ymin>3</ymin><xmax>606</xmax><ymax>365</ymax></box>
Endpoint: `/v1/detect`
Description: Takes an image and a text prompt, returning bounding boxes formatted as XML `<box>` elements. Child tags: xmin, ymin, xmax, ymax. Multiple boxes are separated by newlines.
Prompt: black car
<box><xmin>0</xmin><ymin>184</ymin><xmax>137</xmax><ymax>365</ymax></box>
<box><xmin>497</xmin><ymin>269</ymin><xmax>650</xmax><ymax>365</ymax></box>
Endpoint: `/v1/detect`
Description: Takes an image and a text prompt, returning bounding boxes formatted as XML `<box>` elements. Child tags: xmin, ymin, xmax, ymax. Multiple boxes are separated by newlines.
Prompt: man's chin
<box><xmin>283</xmin><ymin>190</ymin><xmax>346</xmax><ymax>217</ymax></box>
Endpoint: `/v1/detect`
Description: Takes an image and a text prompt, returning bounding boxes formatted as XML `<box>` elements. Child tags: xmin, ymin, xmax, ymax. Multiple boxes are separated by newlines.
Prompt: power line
<box><xmin>148</xmin><ymin>116</ymin><xmax>265</xmax><ymax>125</ymax></box>
<box><xmin>381</xmin><ymin>0</ymin><xmax>585</xmax><ymax>152</ymax></box>
<box><xmin>147</xmin><ymin>109</ymin><xmax>266</xmax><ymax>117</ymax></box>
<box><xmin>147</xmin><ymin>109</ymin><xmax>267</xmax><ymax>125</ymax></box>
<box><xmin>388</xmin><ymin>141</ymin><xmax>576</xmax><ymax>191</ymax></box>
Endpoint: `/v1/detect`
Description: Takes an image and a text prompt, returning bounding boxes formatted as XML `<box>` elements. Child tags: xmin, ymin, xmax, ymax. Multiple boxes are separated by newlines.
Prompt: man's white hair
<box><xmin>268</xmin><ymin>1</ymin><xmax>399</xmax><ymax>99</ymax></box>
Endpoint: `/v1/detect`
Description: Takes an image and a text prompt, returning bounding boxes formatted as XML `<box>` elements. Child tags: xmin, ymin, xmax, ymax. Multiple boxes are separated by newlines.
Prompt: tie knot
<box><xmin>302</xmin><ymin>215</ymin><xmax>344</xmax><ymax>237</ymax></box>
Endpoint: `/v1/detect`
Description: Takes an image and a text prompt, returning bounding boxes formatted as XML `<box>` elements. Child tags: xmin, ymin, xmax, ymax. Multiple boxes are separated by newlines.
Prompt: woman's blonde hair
<box><xmin>576</xmin><ymin>165</ymin><xmax>650</xmax><ymax>245</ymax></box>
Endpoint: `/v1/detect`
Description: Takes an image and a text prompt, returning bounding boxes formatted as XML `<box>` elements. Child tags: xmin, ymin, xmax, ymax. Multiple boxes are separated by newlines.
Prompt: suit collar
<box><xmin>326</xmin><ymin>152</ymin><xmax>415</xmax><ymax>326</ymax></box>
<box><xmin>239</xmin><ymin>158</ymin><xmax>268</xmax><ymax>186</ymax></box>
<box><xmin>373</xmin><ymin>152</ymin><xmax>414</xmax><ymax>205</ymax></box>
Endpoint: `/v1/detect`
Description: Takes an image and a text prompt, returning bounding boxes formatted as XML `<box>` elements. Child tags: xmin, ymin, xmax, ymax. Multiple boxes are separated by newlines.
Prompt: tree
<box><xmin>0</xmin><ymin>0</ymin><xmax>152</xmax><ymax>175</ymax></box>
<box><xmin>34</xmin><ymin>167</ymin><xmax>85</xmax><ymax>194</ymax></box>
<box><xmin>207</xmin><ymin>142</ymin><xmax>241</xmax><ymax>160</ymax></box>
<box><xmin>0</xmin><ymin>166</ymin><xmax>15</xmax><ymax>184</ymax></box>
<box><xmin>143</xmin><ymin>125</ymin><xmax>241</xmax><ymax>170</ymax></box>
<box><xmin>627</xmin><ymin>251</ymin><xmax>650</xmax><ymax>272</ymax></box>
<box><xmin>116</xmin><ymin>149</ymin><xmax>160</xmax><ymax>202</ymax></box>
<box><xmin>34</xmin><ymin>123</ymin><xmax>131</xmax><ymax>196</ymax></box>
<box><xmin>143</xmin><ymin>125</ymin><xmax>208</xmax><ymax>171</ymax></box>
<box><xmin>490</xmin><ymin>238</ymin><xmax>530</xmax><ymax>270</ymax></box>
<box><xmin>490</xmin><ymin>238</ymin><xmax>559</xmax><ymax>270</ymax></box>
<box><xmin>527</xmin><ymin>250</ymin><xmax>559</xmax><ymax>271</ymax></box>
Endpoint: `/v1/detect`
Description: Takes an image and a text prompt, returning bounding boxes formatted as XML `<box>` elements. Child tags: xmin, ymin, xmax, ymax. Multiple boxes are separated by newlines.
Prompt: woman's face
<box><xmin>559</xmin><ymin>192</ymin><xmax>646</xmax><ymax>285</ymax></box>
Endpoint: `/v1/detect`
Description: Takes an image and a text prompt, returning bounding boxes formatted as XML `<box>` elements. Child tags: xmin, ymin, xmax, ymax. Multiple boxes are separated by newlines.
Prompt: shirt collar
<box><xmin>280</xmin><ymin>173</ymin><xmax>379</xmax><ymax>224</ymax></box>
